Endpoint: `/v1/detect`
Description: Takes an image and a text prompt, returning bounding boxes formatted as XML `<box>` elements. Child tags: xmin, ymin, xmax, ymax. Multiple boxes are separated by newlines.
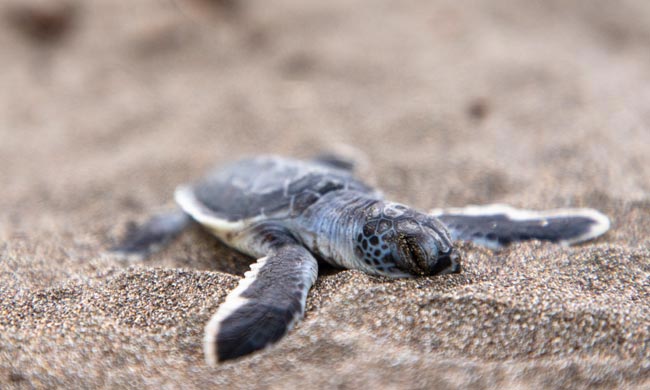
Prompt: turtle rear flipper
<box><xmin>111</xmin><ymin>211</ymin><xmax>191</xmax><ymax>259</ymax></box>
<box><xmin>430</xmin><ymin>204</ymin><xmax>610</xmax><ymax>249</ymax></box>
<box><xmin>204</xmin><ymin>244</ymin><xmax>318</xmax><ymax>364</ymax></box>
<box><xmin>312</xmin><ymin>154</ymin><xmax>357</xmax><ymax>171</ymax></box>
<box><xmin>312</xmin><ymin>144</ymin><xmax>370</xmax><ymax>173</ymax></box>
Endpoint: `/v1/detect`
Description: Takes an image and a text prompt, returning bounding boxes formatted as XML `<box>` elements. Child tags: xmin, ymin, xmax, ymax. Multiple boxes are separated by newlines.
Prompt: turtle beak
<box><xmin>439</xmin><ymin>249</ymin><xmax>461</xmax><ymax>274</ymax></box>
<box><xmin>428</xmin><ymin>247</ymin><xmax>461</xmax><ymax>275</ymax></box>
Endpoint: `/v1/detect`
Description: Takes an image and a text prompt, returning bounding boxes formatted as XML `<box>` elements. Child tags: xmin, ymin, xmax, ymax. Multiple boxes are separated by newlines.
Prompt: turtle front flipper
<box><xmin>111</xmin><ymin>211</ymin><xmax>191</xmax><ymax>259</ymax></box>
<box><xmin>204</xmin><ymin>245</ymin><xmax>318</xmax><ymax>364</ymax></box>
<box><xmin>430</xmin><ymin>204</ymin><xmax>610</xmax><ymax>249</ymax></box>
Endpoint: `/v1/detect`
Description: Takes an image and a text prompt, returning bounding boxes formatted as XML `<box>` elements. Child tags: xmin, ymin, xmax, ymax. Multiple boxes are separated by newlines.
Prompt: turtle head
<box><xmin>354</xmin><ymin>202</ymin><xmax>460</xmax><ymax>277</ymax></box>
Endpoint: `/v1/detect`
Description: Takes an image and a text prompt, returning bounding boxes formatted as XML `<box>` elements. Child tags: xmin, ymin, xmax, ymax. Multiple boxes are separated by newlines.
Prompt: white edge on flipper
<box><xmin>203</xmin><ymin>256</ymin><xmax>269</xmax><ymax>366</ymax></box>
<box><xmin>174</xmin><ymin>185</ymin><xmax>246</xmax><ymax>233</ymax></box>
<box><xmin>202</xmin><ymin>252</ymin><xmax>318</xmax><ymax>366</ymax></box>
<box><xmin>429</xmin><ymin>204</ymin><xmax>611</xmax><ymax>246</ymax></box>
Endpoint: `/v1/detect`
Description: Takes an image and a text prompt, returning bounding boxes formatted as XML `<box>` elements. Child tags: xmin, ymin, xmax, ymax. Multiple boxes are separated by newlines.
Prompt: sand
<box><xmin>1</xmin><ymin>0</ymin><xmax>650</xmax><ymax>388</ymax></box>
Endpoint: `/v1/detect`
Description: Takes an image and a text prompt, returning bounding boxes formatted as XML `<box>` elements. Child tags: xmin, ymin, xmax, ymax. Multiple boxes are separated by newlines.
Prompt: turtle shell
<box><xmin>176</xmin><ymin>156</ymin><xmax>374</xmax><ymax>227</ymax></box>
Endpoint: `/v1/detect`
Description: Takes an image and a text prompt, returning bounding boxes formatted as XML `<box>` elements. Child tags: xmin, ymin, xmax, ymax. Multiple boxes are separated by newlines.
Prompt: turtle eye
<box><xmin>397</xmin><ymin>236</ymin><xmax>428</xmax><ymax>275</ymax></box>
<box><xmin>405</xmin><ymin>237</ymin><xmax>424</xmax><ymax>262</ymax></box>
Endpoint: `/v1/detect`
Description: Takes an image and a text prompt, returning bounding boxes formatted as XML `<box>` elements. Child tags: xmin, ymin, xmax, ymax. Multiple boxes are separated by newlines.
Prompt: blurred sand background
<box><xmin>1</xmin><ymin>0</ymin><xmax>650</xmax><ymax>388</ymax></box>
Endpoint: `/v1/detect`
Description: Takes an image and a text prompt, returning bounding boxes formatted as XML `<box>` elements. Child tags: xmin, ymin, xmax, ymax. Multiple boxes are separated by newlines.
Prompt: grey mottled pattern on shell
<box><xmin>192</xmin><ymin>156</ymin><xmax>374</xmax><ymax>222</ymax></box>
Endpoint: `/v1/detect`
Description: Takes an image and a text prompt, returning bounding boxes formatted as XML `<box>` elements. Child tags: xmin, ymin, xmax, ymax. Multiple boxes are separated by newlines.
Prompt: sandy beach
<box><xmin>1</xmin><ymin>0</ymin><xmax>649</xmax><ymax>388</ymax></box>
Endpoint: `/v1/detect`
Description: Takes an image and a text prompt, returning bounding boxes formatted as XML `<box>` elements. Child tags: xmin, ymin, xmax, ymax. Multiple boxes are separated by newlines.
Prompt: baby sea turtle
<box><xmin>112</xmin><ymin>155</ymin><xmax>610</xmax><ymax>364</ymax></box>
